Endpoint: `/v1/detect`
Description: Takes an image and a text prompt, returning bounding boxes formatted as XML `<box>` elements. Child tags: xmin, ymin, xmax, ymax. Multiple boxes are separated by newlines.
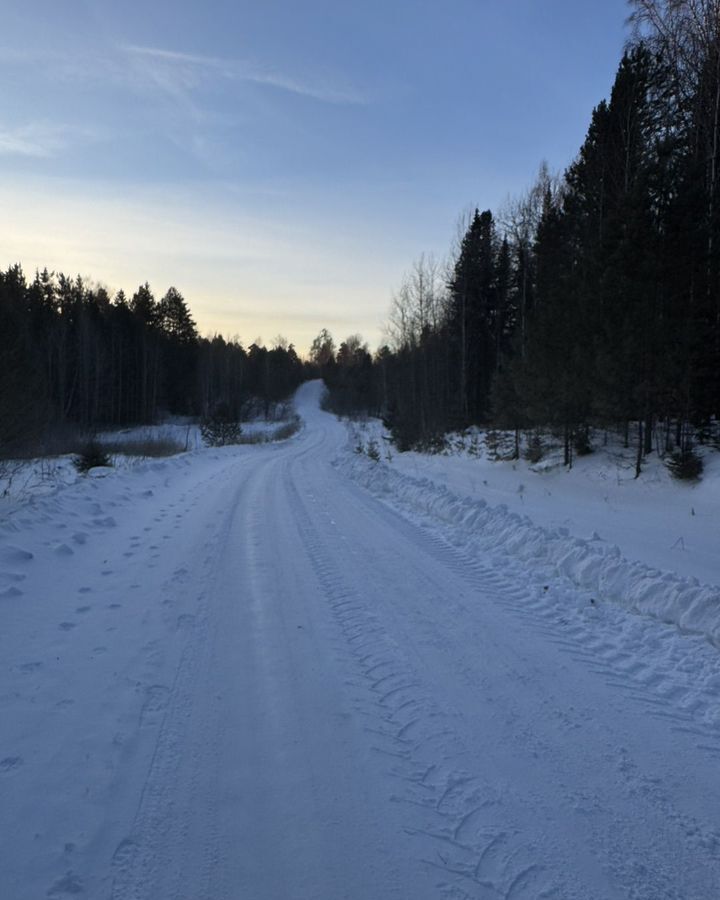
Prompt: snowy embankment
<box><xmin>339</xmin><ymin>425</ymin><xmax>720</xmax><ymax>648</ymax></box>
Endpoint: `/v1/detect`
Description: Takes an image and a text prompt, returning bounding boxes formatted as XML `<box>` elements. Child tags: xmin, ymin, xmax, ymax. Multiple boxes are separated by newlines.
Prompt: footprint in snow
<box><xmin>53</xmin><ymin>543</ymin><xmax>74</xmax><ymax>557</ymax></box>
<box><xmin>47</xmin><ymin>870</ymin><xmax>83</xmax><ymax>896</ymax></box>
<box><xmin>0</xmin><ymin>545</ymin><xmax>34</xmax><ymax>565</ymax></box>
<box><xmin>78</xmin><ymin>587</ymin><xmax>92</xmax><ymax>594</ymax></box>
<box><xmin>75</xmin><ymin>606</ymin><xmax>91</xmax><ymax>614</ymax></box>
<box><xmin>112</xmin><ymin>837</ymin><xmax>138</xmax><ymax>868</ymax></box>
<box><xmin>19</xmin><ymin>661</ymin><xmax>43</xmax><ymax>673</ymax></box>
<box><xmin>0</xmin><ymin>586</ymin><xmax>23</xmax><ymax>599</ymax></box>
<box><xmin>92</xmin><ymin>516</ymin><xmax>117</xmax><ymax>528</ymax></box>
<box><xmin>0</xmin><ymin>571</ymin><xmax>25</xmax><ymax>584</ymax></box>
<box><xmin>140</xmin><ymin>684</ymin><xmax>170</xmax><ymax>726</ymax></box>
<box><xmin>0</xmin><ymin>756</ymin><xmax>22</xmax><ymax>772</ymax></box>
<box><xmin>58</xmin><ymin>621</ymin><xmax>77</xmax><ymax>631</ymax></box>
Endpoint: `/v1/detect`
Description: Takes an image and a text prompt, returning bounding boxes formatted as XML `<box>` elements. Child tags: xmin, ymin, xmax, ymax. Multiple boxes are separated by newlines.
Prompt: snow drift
<box><xmin>339</xmin><ymin>446</ymin><xmax>720</xmax><ymax>647</ymax></box>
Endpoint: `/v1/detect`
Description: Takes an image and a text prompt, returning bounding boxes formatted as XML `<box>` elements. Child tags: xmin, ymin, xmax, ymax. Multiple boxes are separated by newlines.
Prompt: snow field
<box><xmin>1</xmin><ymin>382</ymin><xmax>720</xmax><ymax>898</ymax></box>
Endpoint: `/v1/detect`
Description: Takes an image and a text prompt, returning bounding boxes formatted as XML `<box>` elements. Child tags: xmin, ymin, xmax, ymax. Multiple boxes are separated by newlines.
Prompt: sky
<box><xmin>1</xmin><ymin>0</ymin><xmax>630</xmax><ymax>353</ymax></box>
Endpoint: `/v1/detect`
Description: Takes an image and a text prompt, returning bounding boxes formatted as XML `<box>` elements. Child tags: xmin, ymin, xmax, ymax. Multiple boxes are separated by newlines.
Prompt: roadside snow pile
<box><xmin>340</xmin><ymin>446</ymin><xmax>720</xmax><ymax>647</ymax></box>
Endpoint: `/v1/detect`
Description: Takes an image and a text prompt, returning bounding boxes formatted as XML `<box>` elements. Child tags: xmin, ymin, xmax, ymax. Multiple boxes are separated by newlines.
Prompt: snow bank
<box><xmin>339</xmin><ymin>448</ymin><xmax>720</xmax><ymax>647</ymax></box>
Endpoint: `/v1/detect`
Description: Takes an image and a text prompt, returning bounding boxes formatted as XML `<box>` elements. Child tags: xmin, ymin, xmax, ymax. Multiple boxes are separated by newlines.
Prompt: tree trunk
<box><xmin>643</xmin><ymin>411</ymin><xmax>653</xmax><ymax>455</ymax></box>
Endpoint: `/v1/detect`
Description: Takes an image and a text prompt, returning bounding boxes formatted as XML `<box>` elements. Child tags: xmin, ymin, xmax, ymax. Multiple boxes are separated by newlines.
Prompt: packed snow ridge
<box><xmin>340</xmin><ymin>427</ymin><xmax>720</xmax><ymax>649</ymax></box>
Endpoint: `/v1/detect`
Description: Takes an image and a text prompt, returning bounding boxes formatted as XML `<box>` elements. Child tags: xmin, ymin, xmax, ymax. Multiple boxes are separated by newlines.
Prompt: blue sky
<box><xmin>1</xmin><ymin>0</ymin><xmax>629</xmax><ymax>351</ymax></box>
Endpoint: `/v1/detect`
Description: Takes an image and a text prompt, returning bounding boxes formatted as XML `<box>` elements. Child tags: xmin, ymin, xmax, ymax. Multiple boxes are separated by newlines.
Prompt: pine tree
<box><xmin>448</xmin><ymin>209</ymin><xmax>498</xmax><ymax>423</ymax></box>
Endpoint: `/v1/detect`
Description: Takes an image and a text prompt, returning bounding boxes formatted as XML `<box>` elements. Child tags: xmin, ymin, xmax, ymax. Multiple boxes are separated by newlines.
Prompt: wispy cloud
<box><xmin>122</xmin><ymin>44</ymin><xmax>368</xmax><ymax>107</ymax></box>
<box><xmin>0</xmin><ymin>40</ymin><xmax>367</xmax><ymax>107</ymax></box>
<box><xmin>0</xmin><ymin>123</ymin><xmax>73</xmax><ymax>158</ymax></box>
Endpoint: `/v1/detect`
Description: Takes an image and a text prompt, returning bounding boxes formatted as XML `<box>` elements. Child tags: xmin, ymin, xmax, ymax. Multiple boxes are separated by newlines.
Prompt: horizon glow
<box><xmin>1</xmin><ymin>0</ymin><xmax>629</xmax><ymax>352</ymax></box>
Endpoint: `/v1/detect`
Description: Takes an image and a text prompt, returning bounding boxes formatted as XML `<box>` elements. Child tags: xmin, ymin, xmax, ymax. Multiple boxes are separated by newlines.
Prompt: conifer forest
<box><xmin>0</xmin><ymin>268</ymin><xmax>306</xmax><ymax>455</ymax></box>
<box><xmin>321</xmin><ymin>3</ymin><xmax>720</xmax><ymax>474</ymax></box>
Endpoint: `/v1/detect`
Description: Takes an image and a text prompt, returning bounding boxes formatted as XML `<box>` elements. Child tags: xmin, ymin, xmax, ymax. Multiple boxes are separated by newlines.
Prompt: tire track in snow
<box><xmin>284</xmin><ymin>465</ymin><xmax>557</xmax><ymax>900</ymax></box>
<box><xmin>335</xmin><ymin>450</ymin><xmax>720</xmax><ymax>896</ymax></box>
<box><xmin>343</xmin><ymin>461</ymin><xmax>720</xmax><ymax>755</ymax></box>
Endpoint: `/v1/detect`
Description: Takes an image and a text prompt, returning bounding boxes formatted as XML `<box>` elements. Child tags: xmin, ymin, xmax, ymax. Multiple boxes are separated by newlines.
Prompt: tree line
<box><xmin>0</xmin><ymin>264</ymin><xmax>305</xmax><ymax>456</ymax></box>
<box><xmin>323</xmin><ymin>0</ymin><xmax>720</xmax><ymax>474</ymax></box>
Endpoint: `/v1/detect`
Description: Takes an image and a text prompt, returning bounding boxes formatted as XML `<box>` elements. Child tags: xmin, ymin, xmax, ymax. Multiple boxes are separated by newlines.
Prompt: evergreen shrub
<box><xmin>666</xmin><ymin>448</ymin><xmax>703</xmax><ymax>481</ymax></box>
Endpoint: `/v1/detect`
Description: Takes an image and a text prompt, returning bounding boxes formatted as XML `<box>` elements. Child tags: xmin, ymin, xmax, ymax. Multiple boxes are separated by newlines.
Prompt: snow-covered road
<box><xmin>2</xmin><ymin>381</ymin><xmax>720</xmax><ymax>899</ymax></box>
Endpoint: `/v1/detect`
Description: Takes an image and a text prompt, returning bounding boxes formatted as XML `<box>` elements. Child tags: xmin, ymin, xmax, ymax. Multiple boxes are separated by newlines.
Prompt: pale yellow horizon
<box><xmin>1</xmin><ymin>176</ymin><xmax>396</xmax><ymax>354</ymax></box>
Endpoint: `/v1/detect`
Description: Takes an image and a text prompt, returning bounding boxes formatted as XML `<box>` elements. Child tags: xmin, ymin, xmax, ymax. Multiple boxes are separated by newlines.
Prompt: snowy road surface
<box><xmin>2</xmin><ymin>381</ymin><xmax>720</xmax><ymax>899</ymax></box>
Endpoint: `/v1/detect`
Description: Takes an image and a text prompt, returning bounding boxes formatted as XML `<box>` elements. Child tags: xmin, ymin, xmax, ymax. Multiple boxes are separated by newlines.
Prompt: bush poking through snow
<box><xmin>73</xmin><ymin>440</ymin><xmax>113</xmax><ymax>474</ymax></box>
<box><xmin>667</xmin><ymin>448</ymin><xmax>703</xmax><ymax>481</ymax></box>
<box><xmin>201</xmin><ymin>403</ymin><xmax>242</xmax><ymax>447</ymax></box>
<box><xmin>524</xmin><ymin>433</ymin><xmax>544</xmax><ymax>464</ymax></box>
<box><xmin>366</xmin><ymin>439</ymin><xmax>381</xmax><ymax>462</ymax></box>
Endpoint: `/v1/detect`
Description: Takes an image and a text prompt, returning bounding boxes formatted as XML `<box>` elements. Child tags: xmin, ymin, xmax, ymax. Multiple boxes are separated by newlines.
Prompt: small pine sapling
<box><xmin>666</xmin><ymin>447</ymin><xmax>703</xmax><ymax>481</ymax></box>
<box><xmin>73</xmin><ymin>440</ymin><xmax>113</xmax><ymax>474</ymax></box>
